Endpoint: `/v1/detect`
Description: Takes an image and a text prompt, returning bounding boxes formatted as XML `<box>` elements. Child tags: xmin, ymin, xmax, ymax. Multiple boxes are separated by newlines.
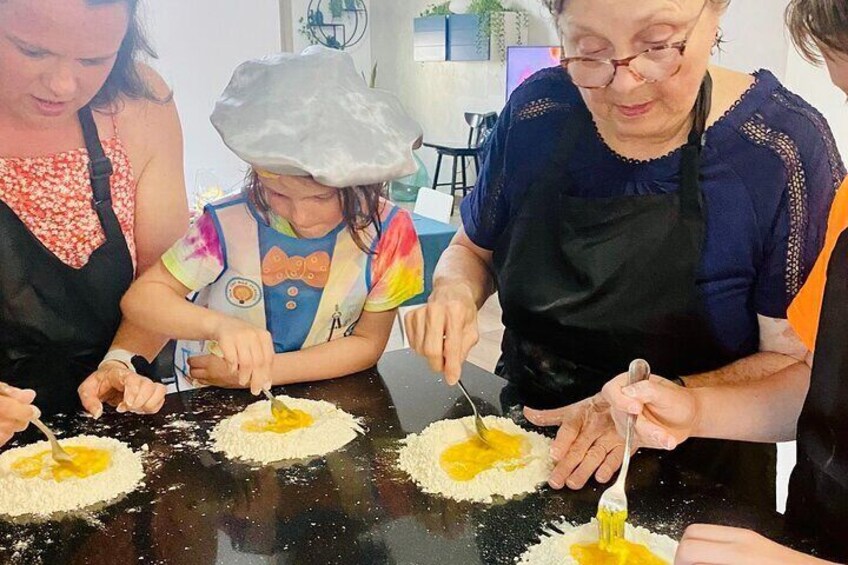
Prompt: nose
<box><xmin>607</xmin><ymin>63</ymin><xmax>644</xmax><ymax>95</ymax></box>
<box><xmin>42</xmin><ymin>60</ymin><xmax>77</xmax><ymax>100</ymax></box>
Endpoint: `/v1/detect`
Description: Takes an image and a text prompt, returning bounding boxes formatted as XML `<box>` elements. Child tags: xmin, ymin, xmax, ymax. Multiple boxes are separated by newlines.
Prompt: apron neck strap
<box><xmin>77</xmin><ymin>105</ymin><xmax>114</xmax><ymax>207</ymax></box>
<box><xmin>688</xmin><ymin>71</ymin><xmax>713</xmax><ymax>149</ymax></box>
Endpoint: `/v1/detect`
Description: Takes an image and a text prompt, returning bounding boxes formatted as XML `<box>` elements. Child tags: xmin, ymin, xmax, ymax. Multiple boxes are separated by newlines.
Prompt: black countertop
<box><xmin>0</xmin><ymin>349</ymin><xmax>807</xmax><ymax>564</ymax></box>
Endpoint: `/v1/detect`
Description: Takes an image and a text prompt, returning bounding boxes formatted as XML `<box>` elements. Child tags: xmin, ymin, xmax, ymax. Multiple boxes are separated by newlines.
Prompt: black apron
<box><xmin>785</xmin><ymin>230</ymin><xmax>848</xmax><ymax>562</ymax></box>
<box><xmin>0</xmin><ymin>106</ymin><xmax>134</xmax><ymax>415</ymax></box>
<box><xmin>493</xmin><ymin>75</ymin><xmax>775</xmax><ymax>508</ymax></box>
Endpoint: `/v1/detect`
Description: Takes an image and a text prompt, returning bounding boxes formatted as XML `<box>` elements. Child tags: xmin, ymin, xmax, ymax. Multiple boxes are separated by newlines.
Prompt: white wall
<box><xmin>288</xmin><ymin>0</ymin><xmax>373</xmax><ymax>75</ymax></box>
<box><xmin>142</xmin><ymin>0</ymin><xmax>282</xmax><ymax>199</ymax></box>
<box><xmin>370</xmin><ymin>0</ymin><xmax>843</xmax><ymax>183</ymax></box>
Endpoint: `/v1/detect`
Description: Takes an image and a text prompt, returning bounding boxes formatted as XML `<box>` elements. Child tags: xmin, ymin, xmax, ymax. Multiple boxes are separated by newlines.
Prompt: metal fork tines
<box><xmin>456</xmin><ymin>380</ymin><xmax>491</xmax><ymax>446</ymax></box>
<box><xmin>596</xmin><ymin>358</ymin><xmax>651</xmax><ymax>550</ymax></box>
<box><xmin>261</xmin><ymin>389</ymin><xmax>293</xmax><ymax>419</ymax></box>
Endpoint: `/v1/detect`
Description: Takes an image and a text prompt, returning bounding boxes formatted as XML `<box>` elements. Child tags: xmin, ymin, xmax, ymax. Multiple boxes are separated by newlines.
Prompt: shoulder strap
<box><xmin>78</xmin><ymin>106</ymin><xmax>121</xmax><ymax>240</ymax></box>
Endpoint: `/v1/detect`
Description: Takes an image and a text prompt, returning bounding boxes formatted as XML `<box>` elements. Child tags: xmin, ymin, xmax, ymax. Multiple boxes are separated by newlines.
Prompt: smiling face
<box><xmin>257</xmin><ymin>173</ymin><xmax>343</xmax><ymax>239</ymax></box>
<box><xmin>0</xmin><ymin>0</ymin><xmax>129</xmax><ymax>127</ymax></box>
<box><xmin>559</xmin><ymin>0</ymin><xmax>723</xmax><ymax>146</ymax></box>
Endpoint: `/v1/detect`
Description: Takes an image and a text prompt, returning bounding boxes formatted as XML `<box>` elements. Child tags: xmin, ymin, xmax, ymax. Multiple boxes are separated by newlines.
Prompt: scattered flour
<box><xmin>0</xmin><ymin>436</ymin><xmax>144</xmax><ymax>519</ymax></box>
<box><xmin>397</xmin><ymin>416</ymin><xmax>553</xmax><ymax>503</ymax></box>
<box><xmin>517</xmin><ymin>519</ymin><xmax>678</xmax><ymax>564</ymax></box>
<box><xmin>210</xmin><ymin>396</ymin><xmax>363</xmax><ymax>464</ymax></box>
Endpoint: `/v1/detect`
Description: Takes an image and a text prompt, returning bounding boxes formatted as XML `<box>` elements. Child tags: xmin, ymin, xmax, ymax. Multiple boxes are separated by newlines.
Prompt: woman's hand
<box><xmin>675</xmin><ymin>525</ymin><xmax>837</xmax><ymax>565</ymax></box>
<box><xmin>77</xmin><ymin>362</ymin><xmax>167</xmax><ymax>418</ymax></box>
<box><xmin>601</xmin><ymin>372</ymin><xmax>700</xmax><ymax>450</ymax></box>
<box><xmin>524</xmin><ymin>394</ymin><xmax>631</xmax><ymax>490</ymax></box>
<box><xmin>404</xmin><ymin>282</ymin><xmax>480</xmax><ymax>385</ymax></box>
<box><xmin>0</xmin><ymin>382</ymin><xmax>38</xmax><ymax>447</ymax></box>
<box><xmin>209</xmin><ymin>316</ymin><xmax>275</xmax><ymax>395</ymax></box>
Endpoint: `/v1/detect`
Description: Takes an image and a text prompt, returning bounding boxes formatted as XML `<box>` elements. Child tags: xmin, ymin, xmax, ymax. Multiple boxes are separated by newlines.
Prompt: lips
<box><xmin>616</xmin><ymin>101</ymin><xmax>654</xmax><ymax>118</ymax></box>
<box><xmin>33</xmin><ymin>96</ymin><xmax>70</xmax><ymax>117</ymax></box>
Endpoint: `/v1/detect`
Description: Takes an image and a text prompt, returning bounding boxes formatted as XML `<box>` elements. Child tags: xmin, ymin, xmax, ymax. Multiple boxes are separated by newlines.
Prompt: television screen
<box><xmin>505</xmin><ymin>46</ymin><xmax>562</xmax><ymax>101</ymax></box>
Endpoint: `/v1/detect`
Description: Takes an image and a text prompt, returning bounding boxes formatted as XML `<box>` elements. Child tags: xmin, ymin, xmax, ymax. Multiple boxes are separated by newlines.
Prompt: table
<box><xmin>403</xmin><ymin>214</ymin><xmax>458</xmax><ymax>307</ymax></box>
<box><xmin>0</xmin><ymin>350</ymin><xmax>811</xmax><ymax>564</ymax></box>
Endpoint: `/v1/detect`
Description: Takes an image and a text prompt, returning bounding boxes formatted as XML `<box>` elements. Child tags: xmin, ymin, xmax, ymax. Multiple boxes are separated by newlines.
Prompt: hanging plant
<box><xmin>344</xmin><ymin>0</ymin><xmax>358</xmax><ymax>10</ymax></box>
<box><xmin>419</xmin><ymin>2</ymin><xmax>451</xmax><ymax>17</ymax></box>
<box><xmin>297</xmin><ymin>16</ymin><xmax>319</xmax><ymax>45</ymax></box>
<box><xmin>468</xmin><ymin>0</ymin><xmax>528</xmax><ymax>62</ymax></box>
<box><xmin>329</xmin><ymin>0</ymin><xmax>344</xmax><ymax>19</ymax></box>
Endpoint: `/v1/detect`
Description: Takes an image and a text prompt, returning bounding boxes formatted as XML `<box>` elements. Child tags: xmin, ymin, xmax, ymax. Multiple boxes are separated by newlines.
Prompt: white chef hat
<box><xmin>210</xmin><ymin>46</ymin><xmax>423</xmax><ymax>188</ymax></box>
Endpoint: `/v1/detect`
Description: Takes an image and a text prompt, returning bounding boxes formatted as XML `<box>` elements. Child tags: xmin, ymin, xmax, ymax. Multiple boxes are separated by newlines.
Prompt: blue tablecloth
<box><xmin>403</xmin><ymin>213</ymin><xmax>458</xmax><ymax>306</ymax></box>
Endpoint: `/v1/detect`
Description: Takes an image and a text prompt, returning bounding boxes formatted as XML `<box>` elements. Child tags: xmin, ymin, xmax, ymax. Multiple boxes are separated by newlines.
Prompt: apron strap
<box><xmin>680</xmin><ymin>72</ymin><xmax>712</xmax><ymax>214</ymax></box>
<box><xmin>78</xmin><ymin>105</ymin><xmax>122</xmax><ymax>242</ymax></box>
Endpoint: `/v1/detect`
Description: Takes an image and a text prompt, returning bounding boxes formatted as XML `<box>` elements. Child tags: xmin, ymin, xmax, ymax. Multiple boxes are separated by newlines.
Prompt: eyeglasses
<box><xmin>560</xmin><ymin>0</ymin><xmax>708</xmax><ymax>89</ymax></box>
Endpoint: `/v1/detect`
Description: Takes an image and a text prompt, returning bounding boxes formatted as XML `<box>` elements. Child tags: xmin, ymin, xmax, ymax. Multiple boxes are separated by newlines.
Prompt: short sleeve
<box><xmin>752</xmin><ymin>89</ymin><xmax>845</xmax><ymax>319</ymax></box>
<box><xmin>459</xmin><ymin>100</ymin><xmax>513</xmax><ymax>250</ymax></box>
<box><xmin>161</xmin><ymin>212</ymin><xmax>226</xmax><ymax>292</ymax></box>
<box><xmin>364</xmin><ymin>208</ymin><xmax>424</xmax><ymax>312</ymax></box>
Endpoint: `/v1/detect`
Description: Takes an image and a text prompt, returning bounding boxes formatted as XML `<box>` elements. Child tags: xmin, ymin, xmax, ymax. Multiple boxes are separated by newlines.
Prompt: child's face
<box><xmin>258</xmin><ymin>173</ymin><xmax>343</xmax><ymax>239</ymax></box>
<box><xmin>822</xmin><ymin>48</ymin><xmax>848</xmax><ymax>96</ymax></box>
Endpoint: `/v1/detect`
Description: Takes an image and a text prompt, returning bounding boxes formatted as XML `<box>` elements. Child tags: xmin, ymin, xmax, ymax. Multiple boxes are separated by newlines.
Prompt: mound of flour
<box><xmin>517</xmin><ymin>519</ymin><xmax>678</xmax><ymax>564</ymax></box>
<box><xmin>210</xmin><ymin>395</ymin><xmax>363</xmax><ymax>464</ymax></box>
<box><xmin>0</xmin><ymin>435</ymin><xmax>144</xmax><ymax>518</ymax></box>
<box><xmin>397</xmin><ymin>416</ymin><xmax>553</xmax><ymax>503</ymax></box>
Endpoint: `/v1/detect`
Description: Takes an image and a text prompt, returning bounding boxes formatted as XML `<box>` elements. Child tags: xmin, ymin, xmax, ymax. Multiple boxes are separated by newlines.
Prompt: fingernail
<box><xmin>549</xmin><ymin>478</ymin><xmax>563</xmax><ymax>489</ymax></box>
<box><xmin>116</xmin><ymin>403</ymin><xmax>127</xmax><ymax>414</ymax></box>
<box><xmin>31</xmin><ymin>406</ymin><xmax>41</xmax><ymax>420</ymax></box>
<box><xmin>565</xmin><ymin>479</ymin><xmax>579</xmax><ymax>489</ymax></box>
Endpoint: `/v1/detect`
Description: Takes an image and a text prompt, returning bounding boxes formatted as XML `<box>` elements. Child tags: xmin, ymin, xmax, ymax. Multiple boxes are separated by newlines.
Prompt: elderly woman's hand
<box><xmin>601</xmin><ymin>372</ymin><xmax>700</xmax><ymax>451</ymax></box>
<box><xmin>404</xmin><ymin>282</ymin><xmax>480</xmax><ymax>386</ymax></box>
<box><xmin>524</xmin><ymin>394</ymin><xmax>632</xmax><ymax>489</ymax></box>
<box><xmin>0</xmin><ymin>382</ymin><xmax>38</xmax><ymax>447</ymax></box>
<box><xmin>77</xmin><ymin>363</ymin><xmax>167</xmax><ymax>418</ymax></box>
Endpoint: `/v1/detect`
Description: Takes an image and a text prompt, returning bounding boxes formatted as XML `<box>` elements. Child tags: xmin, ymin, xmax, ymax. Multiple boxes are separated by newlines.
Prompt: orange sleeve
<box><xmin>788</xmin><ymin>177</ymin><xmax>848</xmax><ymax>350</ymax></box>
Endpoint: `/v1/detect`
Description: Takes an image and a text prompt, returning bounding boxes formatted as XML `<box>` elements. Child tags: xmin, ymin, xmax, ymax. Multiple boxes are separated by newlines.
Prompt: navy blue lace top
<box><xmin>461</xmin><ymin>67</ymin><xmax>845</xmax><ymax>358</ymax></box>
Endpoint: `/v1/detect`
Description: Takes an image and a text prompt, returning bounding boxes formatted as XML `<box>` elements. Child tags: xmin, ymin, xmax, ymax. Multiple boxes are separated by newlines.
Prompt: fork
<box><xmin>456</xmin><ymin>380</ymin><xmax>492</xmax><ymax>446</ymax></box>
<box><xmin>261</xmin><ymin>388</ymin><xmax>294</xmax><ymax>419</ymax></box>
<box><xmin>30</xmin><ymin>418</ymin><xmax>74</xmax><ymax>464</ymax></box>
<box><xmin>0</xmin><ymin>384</ymin><xmax>72</xmax><ymax>464</ymax></box>
<box><xmin>596</xmin><ymin>358</ymin><xmax>651</xmax><ymax>550</ymax></box>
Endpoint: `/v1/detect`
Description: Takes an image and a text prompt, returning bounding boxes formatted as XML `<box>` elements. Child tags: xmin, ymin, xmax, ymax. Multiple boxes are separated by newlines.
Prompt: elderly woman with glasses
<box><xmin>405</xmin><ymin>0</ymin><xmax>845</xmax><ymax>501</ymax></box>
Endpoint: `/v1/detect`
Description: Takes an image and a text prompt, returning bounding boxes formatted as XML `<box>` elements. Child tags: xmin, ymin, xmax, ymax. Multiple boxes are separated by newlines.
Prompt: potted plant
<box><xmin>329</xmin><ymin>0</ymin><xmax>344</xmax><ymax>19</ymax></box>
<box><xmin>467</xmin><ymin>0</ymin><xmax>529</xmax><ymax>62</ymax></box>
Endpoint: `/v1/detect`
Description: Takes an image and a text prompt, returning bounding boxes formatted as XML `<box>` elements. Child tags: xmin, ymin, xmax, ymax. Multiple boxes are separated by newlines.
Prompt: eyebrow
<box><xmin>564</xmin><ymin>8</ymin><xmax>687</xmax><ymax>37</ymax></box>
<box><xmin>7</xmin><ymin>33</ymin><xmax>118</xmax><ymax>61</ymax></box>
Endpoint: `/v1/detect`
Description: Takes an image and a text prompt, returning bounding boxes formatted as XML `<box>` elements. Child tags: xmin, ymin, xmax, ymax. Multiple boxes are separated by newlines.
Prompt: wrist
<box><xmin>99</xmin><ymin>349</ymin><xmax>136</xmax><ymax>371</ymax></box>
<box><xmin>200</xmin><ymin>310</ymin><xmax>225</xmax><ymax>341</ymax></box>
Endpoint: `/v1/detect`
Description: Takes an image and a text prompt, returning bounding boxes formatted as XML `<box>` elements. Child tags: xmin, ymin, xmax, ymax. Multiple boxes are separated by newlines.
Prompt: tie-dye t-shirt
<box><xmin>161</xmin><ymin>198</ymin><xmax>424</xmax><ymax>351</ymax></box>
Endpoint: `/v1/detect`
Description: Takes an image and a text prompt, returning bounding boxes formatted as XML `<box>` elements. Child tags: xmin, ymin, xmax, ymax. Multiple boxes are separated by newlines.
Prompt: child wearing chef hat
<box><xmin>121</xmin><ymin>46</ymin><xmax>425</xmax><ymax>395</ymax></box>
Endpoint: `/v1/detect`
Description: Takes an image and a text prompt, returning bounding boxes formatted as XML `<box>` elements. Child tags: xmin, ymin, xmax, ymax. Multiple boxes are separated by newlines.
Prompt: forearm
<box><xmin>107</xmin><ymin>318</ymin><xmax>169</xmax><ymax>361</ymax></box>
<box><xmin>121</xmin><ymin>282</ymin><xmax>222</xmax><ymax>342</ymax></box>
<box><xmin>682</xmin><ymin>351</ymin><xmax>799</xmax><ymax>387</ymax></box>
<box><xmin>691</xmin><ymin>361</ymin><xmax>810</xmax><ymax>443</ymax></box>
<box><xmin>270</xmin><ymin>335</ymin><xmax>384</xmax><ymax>385</ymax></box>
<box><xmin>432</xmin><ymin>243</ymin><xmax>495</xmax><ymax>309</ymax></box>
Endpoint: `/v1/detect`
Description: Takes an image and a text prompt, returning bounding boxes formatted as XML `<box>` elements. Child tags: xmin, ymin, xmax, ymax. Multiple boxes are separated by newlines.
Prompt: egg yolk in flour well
<box><xmin>569</xmin><ymin>539</ymin><xmax>669</xmax><ymax>565</ymax></box>
<box><xmin>12</xmin><ymin>447</ymin><xmax>112</xmax><ymax>482</ymax></box>
<box><xmin>439</xmin><ymin>428</ymin><xmax>528</xmax><ymax>481</ymax></box>
<box><xmin>242</xmin><ymin>408</ymin><xmax>314</xmax><ymax>434</ymax></box>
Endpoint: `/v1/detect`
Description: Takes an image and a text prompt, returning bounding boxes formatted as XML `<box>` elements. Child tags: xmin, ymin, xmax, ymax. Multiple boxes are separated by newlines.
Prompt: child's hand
<box><xmin>209</xmin><ymin>317</ymin><xmax>275</xmax><ymax>395</ymax></box>
<box><xmin>186</xmin><ymin>354</ymin><xmax>243</xmax><ymax>388</ymax></box>
<box><xmin>675</xmin><ymin>525</ymin><xmax>833</xmax><ymax>565</ymax></box>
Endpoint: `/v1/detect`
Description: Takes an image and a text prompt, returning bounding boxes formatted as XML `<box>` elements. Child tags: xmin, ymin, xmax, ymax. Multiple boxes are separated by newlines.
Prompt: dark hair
<box><xmin>542</xmin><ymin>0</ymin><xmax>730</xmax><ymax>17</ymax></box>
<box><xmin>786</xmin><ymin>0</ymin><xmax>848</xmax><ymax>63</ymax></box>
<box><xmin>244</xmin><ymin>171</ymin><xmax>386</xmax><ymax>254</ymax></box>
<box><xmin>86</xmin><ymin>0</ymin><xmax>166</xmax><ymax>109</ymax></box>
